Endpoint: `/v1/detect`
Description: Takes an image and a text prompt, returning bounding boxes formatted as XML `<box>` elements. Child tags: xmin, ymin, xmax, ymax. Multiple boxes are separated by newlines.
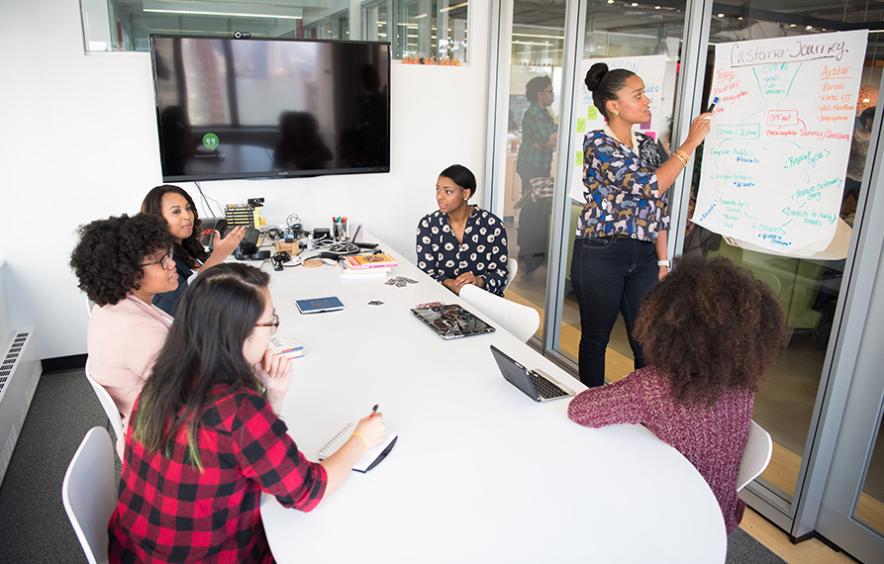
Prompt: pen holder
<box><xmin>333</xmin><ymin>221</ymin><xmax>348</xmax><ymax>241</ymax></box>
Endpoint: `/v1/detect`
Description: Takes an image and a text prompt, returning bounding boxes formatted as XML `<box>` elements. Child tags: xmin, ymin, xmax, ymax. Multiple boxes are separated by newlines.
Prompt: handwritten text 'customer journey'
<box><xmin>694</xmin><ymin>30</ymin><xmax>867</xmax><ymax>255</ymax></box>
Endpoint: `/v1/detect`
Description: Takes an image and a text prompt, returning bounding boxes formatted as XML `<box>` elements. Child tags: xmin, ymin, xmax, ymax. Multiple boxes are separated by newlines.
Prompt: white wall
<box><xmin>0</xmin><ymin>0</ymin><xmax>492</xmax><ymax>359</ymax></box>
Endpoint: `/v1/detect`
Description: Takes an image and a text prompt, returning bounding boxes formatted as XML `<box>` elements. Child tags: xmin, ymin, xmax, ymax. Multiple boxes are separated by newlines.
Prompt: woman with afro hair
<box><xmin>70</xmin><ymin>213</ymin><xmax>179</xmax><ymax>449</ymax></box>
<box><xmin>568</xmin><ymin>257</ymin><xmax>785</xmax><ymax>534</ymax></box>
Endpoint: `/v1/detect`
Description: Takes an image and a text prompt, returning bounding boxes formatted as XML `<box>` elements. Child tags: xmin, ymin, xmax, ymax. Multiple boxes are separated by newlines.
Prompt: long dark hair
<box><xmin>634</xmin><ymin>257</ymin><xmax>785</xmax><ymax>406</ymax></box>
<box><xmin>584</xmin><ymin>63</ymin><xmax>637</xmax><ymax>120</ymax></box>
<box><xmin>133</xmin><ymin>263</ymin><xmax>270</xmax><ymax>468</ymax></box>
<box><xmin>141</xmin><ymin>185</ymin><xmax>207</xmax><ymax>269</ymax></box>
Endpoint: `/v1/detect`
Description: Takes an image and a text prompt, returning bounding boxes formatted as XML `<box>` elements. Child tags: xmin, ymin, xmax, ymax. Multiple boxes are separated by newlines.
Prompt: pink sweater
<box><xmin>567</xmin><ymin>366</ymin><xmax>754</xmax><ymax>533</ymax></box>
<box><xmin>86</xmin><ymin>295</ymin><xmax>173</xmax><ymax>429</ymax></box>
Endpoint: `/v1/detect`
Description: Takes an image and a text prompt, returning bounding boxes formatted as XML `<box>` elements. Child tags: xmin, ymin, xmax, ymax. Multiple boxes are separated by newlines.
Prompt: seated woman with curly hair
<box><xmin>70</xmin><ymin>214</ymin><xmax>178</xmax><ymax>444</ymax></box>
<box><xmin>567</xmin><ymin>257</ymin><xmax>785</xmax><ymax>533</ymax></box>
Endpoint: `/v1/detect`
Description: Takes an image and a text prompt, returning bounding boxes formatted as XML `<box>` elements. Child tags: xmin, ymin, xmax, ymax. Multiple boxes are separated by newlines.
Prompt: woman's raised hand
<box><xmin>682</xmin><ymin>112</ymin><xmax>714</xmax><ymax>152</ymax></box>
<box><xmin>255</xmin><ymin>349</ymin><xmax>293</xmax><ymax>398</ymax></box>
<box><xmin>211</xmin><ymin>226</ymin><xmax>248</xmax><ymax>260</ymax></box>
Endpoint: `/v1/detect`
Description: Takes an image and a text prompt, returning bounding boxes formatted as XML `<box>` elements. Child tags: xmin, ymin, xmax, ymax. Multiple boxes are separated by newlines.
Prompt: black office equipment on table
<box><xmin>490</xmin><ymin>345</ymin><xmax>575</xmax><ymax>402</ymax></box>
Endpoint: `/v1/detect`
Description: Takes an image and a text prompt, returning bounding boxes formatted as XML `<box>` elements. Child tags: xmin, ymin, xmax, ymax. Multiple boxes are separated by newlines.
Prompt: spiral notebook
<box><xmin>317</xmin><ymin>423</ymin><xmax>398</xmax><ymax>473</ymax></box>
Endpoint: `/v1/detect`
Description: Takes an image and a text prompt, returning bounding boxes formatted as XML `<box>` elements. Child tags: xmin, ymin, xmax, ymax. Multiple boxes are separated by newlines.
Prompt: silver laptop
<box><xmin>490</xmin><ymin>345</ymin><xmax>576</xmax><ymax>402</ymax></box>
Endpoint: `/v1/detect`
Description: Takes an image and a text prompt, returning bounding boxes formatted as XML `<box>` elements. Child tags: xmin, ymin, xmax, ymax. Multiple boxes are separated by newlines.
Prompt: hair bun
<box><xmin>584</xmin><ymin>63</ymin><xmax>609</xmax><ymax>91</ymax></box>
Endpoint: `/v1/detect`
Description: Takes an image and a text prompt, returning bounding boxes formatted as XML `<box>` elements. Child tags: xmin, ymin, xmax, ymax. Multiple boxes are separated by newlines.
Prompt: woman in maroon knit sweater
<box><xmin>568</xmin><ymin>257</ymin><xmax>785</xmax><ymax>533</ymax></box>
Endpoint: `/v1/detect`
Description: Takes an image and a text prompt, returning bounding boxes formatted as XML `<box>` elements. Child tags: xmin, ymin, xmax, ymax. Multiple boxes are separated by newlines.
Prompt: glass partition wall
<box><xmin>81</xmin><ymin>0</ymin><xmax>469</xmax><ymax>62</ymax></box>
<box><xmin>497</xmin><ymin>0</ymin><xmax>569</xmax><ymax>341</ymax></box>
<box><xmin>681</xmin><ymin>3</ymin><xmax>883</xmax><ymax>539</ymax></box>
<box><xmin>487</xmin><ymin>0</ymin><xmax>884</xmax><ymax>553</ymax></box>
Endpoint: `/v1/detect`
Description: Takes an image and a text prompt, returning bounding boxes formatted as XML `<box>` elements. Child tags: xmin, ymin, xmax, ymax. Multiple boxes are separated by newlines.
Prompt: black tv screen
<box><xmin>150</xmin><ymin>35</ymin><xmax>390</xmax><ymax>182</ymax></box>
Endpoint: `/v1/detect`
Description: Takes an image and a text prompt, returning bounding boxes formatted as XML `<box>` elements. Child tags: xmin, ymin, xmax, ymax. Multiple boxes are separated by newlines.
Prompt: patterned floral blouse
<box><xmin>416</xmin><ymin>208</ymin><xmax>509</xmax><ymax>296</ymax></box>
<box><xmin>578</xmin><ymin>128</ymin><xmax>670</xmax><ymax>242</ymax></box>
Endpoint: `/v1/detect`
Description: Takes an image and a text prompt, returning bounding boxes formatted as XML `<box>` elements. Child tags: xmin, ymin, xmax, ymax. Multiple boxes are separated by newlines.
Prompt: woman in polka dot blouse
<box><xmin>416</xmin><ymin>164</ymin><xmax>509</xmax><ymax>296</ymax></box>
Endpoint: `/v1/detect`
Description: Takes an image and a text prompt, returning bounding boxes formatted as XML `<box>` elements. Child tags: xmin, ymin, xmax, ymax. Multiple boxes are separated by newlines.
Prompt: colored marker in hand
<box><xmin>707</xmin><ymin>96</ymin><xmax>720</xmax><ymax>113</ymax></box>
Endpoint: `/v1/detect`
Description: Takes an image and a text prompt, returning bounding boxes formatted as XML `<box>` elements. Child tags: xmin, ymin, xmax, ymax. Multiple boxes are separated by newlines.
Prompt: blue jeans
<box><xmin>570</xmin><ymin>237</ymin><xmax>658</xmax><ymax>387</ymax></box>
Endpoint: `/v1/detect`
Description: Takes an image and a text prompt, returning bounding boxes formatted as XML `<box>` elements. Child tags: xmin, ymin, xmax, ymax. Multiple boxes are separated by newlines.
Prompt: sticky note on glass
<box><xmin>576</xmin><ymin>117</ymin><xmax>586</xmax><ymax>133</ymax></box>
<box><xmin>587</xmin><ymin>106</ymin><xmax>599</xmax><ymax>120</ymax></box>
<box><xmin>575</xmin><ymin>150</ymin><xmax>584</xmax><ymax>166</ymax></box>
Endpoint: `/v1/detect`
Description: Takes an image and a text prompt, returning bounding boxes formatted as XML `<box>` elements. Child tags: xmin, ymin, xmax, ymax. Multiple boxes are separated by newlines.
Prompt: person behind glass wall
<box><xmin>843</xmin><ymin>106</ymin><xmax>875</xmax><ymax>223</ymax></box>
<box><xmin>572</xmin><ymin>63</ymin><xmax>712</xmax><ymax>387</ymax></box>
<box><xmin>568</xmin><ymin>258</ymin><xmax>786</xmax><ymax>533</ymax></box>
<box><xmin>416</xmin><ymin>164</ymin><xmax>509</xmax><ymax>296</ymax></box>
<box><xmin>70</xmin><ymin>214</ymin><xmax>178</xmax><ymax>454</ymax></box>
<box><xmin>516</xmin><ymin>75</ymin><xmax>557</xmax><ymax>274</ymax></box>
<box><xmin>109</xmin><ymin>263</ymin><xmax>386</xmax><ymax>562</ymax></box>
<box><xmin>141</xmin><ymin>185</ymin><xmax>246</xmax><ymax>316</ymax></box>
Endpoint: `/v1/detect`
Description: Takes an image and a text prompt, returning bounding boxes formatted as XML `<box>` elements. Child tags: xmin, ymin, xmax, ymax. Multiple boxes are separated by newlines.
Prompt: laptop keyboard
<box><xmin>529</xmin><ymin>372</ymin><xmax>569</xmax><ymax>399</ymax></box>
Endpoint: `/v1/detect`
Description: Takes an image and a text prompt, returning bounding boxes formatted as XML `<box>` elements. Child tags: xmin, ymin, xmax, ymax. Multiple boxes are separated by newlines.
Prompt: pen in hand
<box><xmin>370</xmin><ymin>404</ymin><xmax>379</xmax><ymax>417</ymax></box>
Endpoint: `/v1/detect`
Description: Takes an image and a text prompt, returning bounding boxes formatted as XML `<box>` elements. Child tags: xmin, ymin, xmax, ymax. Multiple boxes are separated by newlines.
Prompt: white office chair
<box><xmin>85</xmin><ymin>370</ymin><xmax>124</xmax><ymax>445</ymax></box>
<box><xmin>84</xmin><ymin>294</ymin><xmax>96</xmax><ymax>318</ymax></box>
<box><xmin>460</xmin><ymin>284</ymin><xmax>539</xmax><ymax>343</ymax></box>
<box><xmin>62</xmin><ymin>427</ymin><xmax>116</xmax><ymax>564</ymax></box>
<box><xmin>736</xmin><ymin>420</ymin><xmax>773</xmax><ymax>491</ymax></box>
<box><xmin>505</xmin><ymin>257</ymin><xmax>518</xmax><ymax>290</ymax></box>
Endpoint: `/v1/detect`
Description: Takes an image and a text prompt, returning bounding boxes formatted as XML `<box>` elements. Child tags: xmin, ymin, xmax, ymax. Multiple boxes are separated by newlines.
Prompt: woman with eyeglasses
<box><xmin>141</xmin><ymin>184</ymin><xmax>247</xmax><ymax>316</ymax></box>
<box><xmin>70</xmin><ymin>214</ymin><xmax>179</xmax><ymax>450</ymax></box>
<box><xmin>109</xmin><ymin>263</ymin><xmax>386</xmax><ymax>562</ymax></box>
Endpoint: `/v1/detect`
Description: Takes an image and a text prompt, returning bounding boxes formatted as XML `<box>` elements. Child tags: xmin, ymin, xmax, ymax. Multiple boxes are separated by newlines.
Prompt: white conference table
<box><xmin>259</xmin><ymin>237</ymin><xmax>727</xmax><ymax>564</ymax></box>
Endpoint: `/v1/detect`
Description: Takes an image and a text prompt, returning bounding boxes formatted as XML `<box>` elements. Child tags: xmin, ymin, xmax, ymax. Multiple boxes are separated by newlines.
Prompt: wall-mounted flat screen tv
<box><xmin>150</xmin><ymin>35</ymin><xmax>390</xmax><ymax>182</ymax></box>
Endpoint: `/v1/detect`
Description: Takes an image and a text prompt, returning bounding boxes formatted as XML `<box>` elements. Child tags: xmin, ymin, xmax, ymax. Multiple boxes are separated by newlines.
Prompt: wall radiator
<box><xmin>0</xmin><ymin>261</ymin><xmax>41</xmax><ymax>487</ymax></box>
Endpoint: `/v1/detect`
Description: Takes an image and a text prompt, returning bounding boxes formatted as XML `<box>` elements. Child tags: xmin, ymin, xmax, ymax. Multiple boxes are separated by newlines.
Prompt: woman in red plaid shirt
<box><xmin>108</xmin><ymin>263</ymin><xmax>386</xmax><ymax>562</ymax></box>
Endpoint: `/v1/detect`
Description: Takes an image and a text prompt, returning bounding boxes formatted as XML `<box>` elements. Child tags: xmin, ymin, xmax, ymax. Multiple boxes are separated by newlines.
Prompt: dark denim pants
<box><xmin>570</xmin><ymin>237</ymin><xmax>658</xmax><ymax>387</ymax></box>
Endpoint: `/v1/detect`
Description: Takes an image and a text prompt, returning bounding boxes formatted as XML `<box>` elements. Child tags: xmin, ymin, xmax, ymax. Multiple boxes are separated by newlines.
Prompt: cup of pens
<box><xmin>332</xmin><ymin>216</ymin><xmax>349</xmax><ymax>241</ymax></box>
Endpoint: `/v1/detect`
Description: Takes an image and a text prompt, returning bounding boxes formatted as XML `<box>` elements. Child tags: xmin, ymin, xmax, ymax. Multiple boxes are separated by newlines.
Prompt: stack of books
<box><xmin>340</xmin><ymin>253</ymin><xmax>398</xmax><ymax>279</ymax></box>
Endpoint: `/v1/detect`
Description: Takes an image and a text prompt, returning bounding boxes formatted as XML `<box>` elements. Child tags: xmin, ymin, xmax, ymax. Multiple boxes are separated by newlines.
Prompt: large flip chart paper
<box><xmin>694</xmin><ymin>31</ymin><xmax>868</xmax><ymax>255</ymax></box>
<box><xmin>571</xmin><ymin>55</ymin><xmax>672</xmax><ymax>202</ymax></box>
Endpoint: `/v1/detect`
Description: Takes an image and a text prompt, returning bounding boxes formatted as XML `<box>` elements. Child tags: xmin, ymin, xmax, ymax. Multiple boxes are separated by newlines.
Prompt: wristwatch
<box><xmin>657</xmin><ymin>259</ymin><xmax>671</xmax><ymax>268</ymax></box>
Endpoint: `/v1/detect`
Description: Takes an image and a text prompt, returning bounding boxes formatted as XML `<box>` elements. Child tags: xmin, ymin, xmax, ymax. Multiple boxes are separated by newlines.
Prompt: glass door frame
<box><xmin>485</xmin><ymin>0</ymin><xmax>884</xmax><ymax>542</ymax></box>
<box><xmin>790</xmin><ymin>67</ymin><xmax>884</xmax><ymax>546</ymax></box>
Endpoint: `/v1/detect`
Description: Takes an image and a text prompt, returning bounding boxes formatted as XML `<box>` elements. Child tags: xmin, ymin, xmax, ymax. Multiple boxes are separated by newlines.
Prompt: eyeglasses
<box><xmin>255</xmin><ymin>313</ymin><xmax>280</xmax><ymax>334</ymax></box>
<box><xmin>140</xmin><ymin>249</ymin><xmax>174</xmax><ymax>269</ymax></box>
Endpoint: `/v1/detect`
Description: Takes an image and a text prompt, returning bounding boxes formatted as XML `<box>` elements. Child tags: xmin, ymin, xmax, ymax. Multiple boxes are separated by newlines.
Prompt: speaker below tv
<box><xmin>150</xmin><ymin>35</ymin><xmax>391</xmax><ymax>182</ymax></box>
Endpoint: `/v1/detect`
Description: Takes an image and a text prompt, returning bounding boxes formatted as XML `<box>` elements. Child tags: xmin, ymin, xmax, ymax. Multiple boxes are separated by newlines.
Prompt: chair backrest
<box><xmin>84</xmin><ymin>294</ymin><xmax>96</xmax><ymax>318</ymax></box>
<box><xmin>505</xmin><ymin>257</ymin><xmax>518</xmax><ymax>291</ymax></box>
<box><xmin>736</xmin><ymin>420</ymin><xmax>772</xmax><ymax>491</ymax></box>
<box><xmin>85</xmin><ymin>370</ymin><xmax>124</xmax><ymax>443</ymax></box>
<box><xmin>460</xmin><ymin>284</ymin><xmax>539</xmax><ymax>343</ymax></box>
<box><xmin>62</xmin><ymin>427</ymin><xmax>117</xmax><ymax>564</ymax></box>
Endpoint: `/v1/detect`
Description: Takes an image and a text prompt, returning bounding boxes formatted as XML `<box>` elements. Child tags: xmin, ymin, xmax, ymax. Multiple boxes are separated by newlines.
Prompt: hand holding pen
<box><xmin>353</xmin><ymin>404</ymin><xmax>385</xmax><ymax>450</ymax></box>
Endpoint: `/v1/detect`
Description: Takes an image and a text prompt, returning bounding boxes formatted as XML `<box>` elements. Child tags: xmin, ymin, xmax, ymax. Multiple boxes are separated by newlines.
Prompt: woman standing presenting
<box><xmin>572</xmin><ymin>63</ymin><xmax>712</xmax><ymax>387</ymax></box>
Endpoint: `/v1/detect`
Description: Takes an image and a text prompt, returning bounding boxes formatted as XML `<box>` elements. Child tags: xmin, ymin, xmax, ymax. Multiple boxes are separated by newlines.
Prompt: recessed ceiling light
<box><xmin>655</xmin><ymin>5</ymin><xmax>661</xmax><ymax>9</ymax></box>
<box><xmin>806</xmin><ymin>25</ymin><xmax>813</xmax><ymax>30</ymax></box>
<box><xmin>607</xmin><ymin>0</ymin><xmax>614</xmax><ymax>4</ymax></box>
<box><xmin>789</xmin><ymin>23</ymin><xmax>796</xmax><ymax>28</ymax></box>
<box><xmin>631</xmin><ymin>2</ymin><xmax>638</xmax><ymax>6</ymax></box>
<box><xmin>717</xmin><ymin>13</ymin><xmax>725</xmax><ymax>17</ymax></box>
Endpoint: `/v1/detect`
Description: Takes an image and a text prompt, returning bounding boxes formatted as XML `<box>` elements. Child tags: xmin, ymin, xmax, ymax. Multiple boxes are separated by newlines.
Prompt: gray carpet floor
<box><xmin>0</xmin><ymin>369</ymin><xmax>785</xmax><ymax>563</ymax></box>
